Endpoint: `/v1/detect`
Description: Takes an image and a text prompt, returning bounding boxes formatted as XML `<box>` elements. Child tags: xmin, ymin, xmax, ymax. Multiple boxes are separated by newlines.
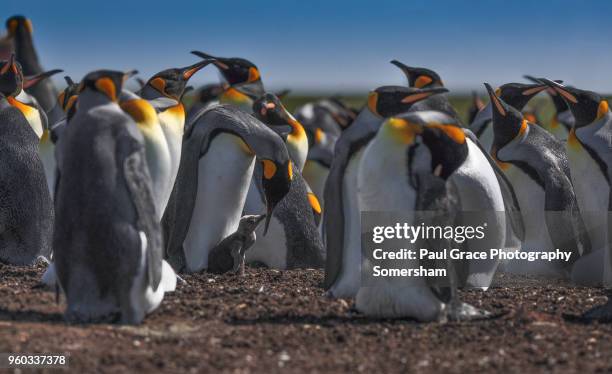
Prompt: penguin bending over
<box><xmin>484</xmin><ymin>83</ymin><xmax>590</xmax><ymax>278</ymax></box>
<box><xmin>0</xmin><ymin>55</ymin><xmax>53</xmax><ymax>265</ymax></box>
<box><xmin>354</xmin><ymin>113</ymin><xmax>491</xmax><ymax>321</ymax></box>
<box><xmin>323</xmin><ymin>85</ymin><xmax>449</xmax><ymax>298</ymax></box>
<box><xmin>241</xmin><ymin>94</ymin><xmax>324</xmax><ymax>269</ymax></box>
<box><xmin>162</xmin><ymin>104</ymin><xmax>292</xmax><ymax>273</ymax></box>
<box><xmin>139</xmin><ymin>60</ymin><xmax>212</xmax><ymax>215</ymax></box>
<box><xmin>53</xmin><ymin>70</ymin><xmax>176</xmax><ymax>324</ymax></box>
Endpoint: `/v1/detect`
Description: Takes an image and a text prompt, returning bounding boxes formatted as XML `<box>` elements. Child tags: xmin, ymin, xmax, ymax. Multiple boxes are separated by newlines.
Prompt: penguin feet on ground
<box><xmin>208</xmin><ymin>214</ymin><xmax>265</xmax><ymax>275</ymax></box>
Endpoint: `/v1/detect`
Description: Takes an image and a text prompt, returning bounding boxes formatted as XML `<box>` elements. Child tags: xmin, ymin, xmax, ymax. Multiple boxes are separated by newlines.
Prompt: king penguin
<box><xmin>323</xmin><ymin>85</ymin><xmax>450</xmax><ymax>298</ymax></box>
<box><xmin>53</xmin><ymin>69</ymin><xmax>177</xmax><ymax>324</ymax></box>
<box><xmin>5</xmin><ymin>16</ymin><xmax>63</xmax><ymax>125</ymax></box>
<box><xmin>162</xmin><ymin>104</ymin><xmax>293</xmax><ymax>273</ymax></box>
<box><xmin>484</xmin><ymin>83</ymin><xmax>591</xmax><ymax>278</ymax></box>
<box><xmin>0</xmin><ymin>55</ymin><xmax>53</xmax><ymax>265</ymax></box>
<box><xmin>139</xmin><ymin>59</ymin><xmax>212</xmax><ymax>215</ymax></box>
<box><xmin>186</xmin><ymin>83</ymin><xmax>223</xmax><ymax>120</ymax></box>
<box><xmin>539</xmin><ymin>79</ymin><xmax>612</xmax><ymax>288</ymax></box>
<box><xmin>354</xmin><ymin>112</ymin><xmax>492</xmax><ymax>321</ymax></box>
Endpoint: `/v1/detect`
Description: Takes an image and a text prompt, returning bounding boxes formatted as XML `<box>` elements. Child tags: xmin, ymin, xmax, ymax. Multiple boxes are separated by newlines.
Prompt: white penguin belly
<box><xmin>328</xmin><ymin>149</ymin><xmax>366</xmax><ymax>298</ymax></box>
<box><xmin>567</xmin><ymin>146</ymin><xmax>610</xmax><ymax>284</ymax></box>
<box><xmin>129</xmin><ymin>232</ymin><xmax>177</xmax><ymax>324</ymax></box>
<box><xmin>140</xmin><ymin>126</ymin><xmax>172</xmax><ymax>219</ymax></box>
<box><xmin>501</xmin><ymin>164</ymin><xmax>563</xmax><ymax>277</ymax></box>
<box><xmin>452</xmin><ymin>139</ymin><xmax>505</xmax><ymax>288</ymax></box>
<box><xmin>183</xmin><ymin>133</ymin><xmax>256</xmax><ymax>272</ymax></box>
<box><xmin>158</xmin><ymin>112</ymin><xmax>184</xmax><ymax>197</ymax></box>
<box><xmin>355</xmin><ymin>139</ymin><xmax>441</xmax><ymax>319</ymax></box>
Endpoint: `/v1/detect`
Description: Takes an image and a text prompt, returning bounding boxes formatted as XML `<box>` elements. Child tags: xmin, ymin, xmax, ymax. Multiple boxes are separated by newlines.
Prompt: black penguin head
<box><xmin>0</xmin><ymin>54</ymin><xmax>23</xmax><ymax>97</ymax></box>
<box><xmin>145</xmin><ymin>60</ymin><xmax>212</xmax><ymax>101</ymax></box>
<box><xmin>484</xmin><ymin>82</ymin><xmax>527</xmax><ymax>149</ymax></box>
<box><xmin>260</xmin><ymin>159</ymin><xmax>293</xmax><ymax>234</ymax></box>
<box><xmin>252</xmin><ymin>93</ymin><xmax>291</xmax><ymax>126</ymax></box>
<box><xmin>390</xmin><ymin>60</ymin><xmax>444</xmax><ymax>88</ymax></box>
<box><xmin>196</xmin><ymin>83</ymin><xmax>223</xmax><ymax>104</ymax></box>
<box><xmin>58</xmin><ymin>76</ymin><xmax>80</xmax><ymax>118</ymax></box>
<box><xmin>367</xmin><ymin>85</ymin><xmax>449</xmax><ymax>117</ymax></box>
<box><xmin>541</xmin><ymin>78</ymin><xmax>608</xmax><ymax>128</ymax></box>
<box><xmin>494</xmin><ymin>82</ymin><xmax>547</xmax><ymax>111</ymax></box>
<box><xmin>6</xmin><ymin>15</ymin><xmax>33</xmax><ymax>38</ymax></box>
<box><xmin>191</xmin><ymin>51</ymin><xmax>261</xmax><ymax>86</ymax></box>
<box><xmin>78</xmin><ymin>69</ymin><xmax>137</xmax><ymax>102</ymax></box>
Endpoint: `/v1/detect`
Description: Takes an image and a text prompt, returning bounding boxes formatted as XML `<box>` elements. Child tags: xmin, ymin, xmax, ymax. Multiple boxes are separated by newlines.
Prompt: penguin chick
<box><xmin>208</xmin><ymin>214</ymin><xmax>265</xmax><ymax>275</ymax></box>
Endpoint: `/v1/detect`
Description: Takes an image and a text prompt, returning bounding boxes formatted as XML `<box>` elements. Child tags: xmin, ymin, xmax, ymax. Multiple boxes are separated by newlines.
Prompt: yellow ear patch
<box><xmin>7</xmin><ymin>96</ymin><xmax>34</xmax><ymax>117</ymax></box>
<box><xmin>307</xmin><ymin>192</ymin><xmax>322</xmax><ymax>214</ymax></box>
<box><xmin>57</xmin><ymin>92</ymin><xmax>66</xmax><ymax>107</ymax></box>
<box><xmin>95</xmin><ymin>77</ymin><xmax>117</xmax><ymax>101</ymax></box>
<box><xmin>25</xmin><ymin>19</ymin><xmax>33</xmax><ymax>34</ymax></box>
<box><xmin>248</xmin><ymin>67</ymin><xmax>260</xmax><ymax>82</ymax></box>
<box><xmin>314</xmin><ymin>128</ymin><xmax>324</xmax><ymax>144</ymax></box>
<box><xmin>7</xmin><ymin>20</ymin><xmax>17</xmax><ymax>35</ymax></box>
<box><xmin>386</xmin><ymin>118</ymin><xmax>422</xmax><ymax>144</ymax></box>
<box><xmin>120</xmin><ymin>99</ymin><xmax>157</xmax><ymax>127</ymax></box>
<box><xmin>597</xmin><ymin>100</ymin><xmax>609</xmax><ymax>120</ymax></box>
<box><xmin>426</xmin><ymin>123</ymin><xmax>466</xmax><ymax>144</ymax></box>
<box><xmin>262</xmin><ymin>160</ymin><xmax>277</xmax><ymax>179</ymax></box>
<box><xmin>414</xmin><ymin>75</ymin><xmax>433</xmax><ymax>88</ymax></box>
<box><xmin>288</xmin><ymin>160</ymin><xmax>293</xmax><ymax>180</ymax></box>
<box><xmin>149</xmin><ymin>77</ymin><xmax>166</xmax><ymax>95</ymax></box>
<box><xmin>519</xmin><ymin>119</ymin><xmax>528</xmax><ymax>136</ymax></box>
<box><xmin>367</xmin><ymin>91</ymin><xmax>378</xmax><ymax>114</ymax></box>
<box><xmin>65</xmin><ymin>95</ymin><xmax>78</xmax><ymax>113</ymax></box>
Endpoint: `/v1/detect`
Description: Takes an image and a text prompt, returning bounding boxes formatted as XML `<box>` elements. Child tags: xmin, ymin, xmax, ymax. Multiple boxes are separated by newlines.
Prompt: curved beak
<box><xmin>23</xmin><ymin>69</ymin><xmax>63</xmax><ymax>89</ymax></box>
<box><xmin>539</xmin><ymin>78</ymin><xmax>578</xmax><ymax>104</ymax></box>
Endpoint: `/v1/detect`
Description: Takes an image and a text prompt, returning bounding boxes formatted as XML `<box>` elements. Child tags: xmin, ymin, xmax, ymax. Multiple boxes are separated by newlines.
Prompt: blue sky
<box><xmin>4</xmin><ymin>0</ymin><xmax>612</xmax><ymax>93</ymax></box>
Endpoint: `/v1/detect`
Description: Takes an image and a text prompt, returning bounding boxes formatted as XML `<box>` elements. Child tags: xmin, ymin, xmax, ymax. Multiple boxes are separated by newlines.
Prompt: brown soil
<box><xmin>0</xmin><ymin>262</ymin><xmax>611</xmax><ymax>373</ymax></box>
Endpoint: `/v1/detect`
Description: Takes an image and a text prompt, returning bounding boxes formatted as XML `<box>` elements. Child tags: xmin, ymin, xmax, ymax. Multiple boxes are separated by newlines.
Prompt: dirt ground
<box><xmin>0</xmin><ymin>262</ymin><xmax>611</xmax><ymax>373</ymax></box>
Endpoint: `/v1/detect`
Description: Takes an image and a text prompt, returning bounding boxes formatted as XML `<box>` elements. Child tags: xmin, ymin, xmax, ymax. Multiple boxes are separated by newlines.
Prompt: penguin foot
<box><xmin>442</xmin><ymin>301</ymin><xmax>491</xmax><ymax>322</ymax></box>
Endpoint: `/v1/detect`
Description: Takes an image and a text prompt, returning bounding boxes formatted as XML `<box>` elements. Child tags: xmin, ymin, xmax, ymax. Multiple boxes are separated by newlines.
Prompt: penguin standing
<box><xmin>162</xmin><ymin>104</ymin><xmax>293</xmax><ymax>272</ymax></box>
<box><xmin>539</xmin><ymin>79</ymin><xmax>612</xmax><ymax>287</ymax></box>
<box><xmin>242</xmin><ymin>93</ymin><xmax>325</xmax><ymax>269</ymax></box>
<box><xmin>323</xmin><ymin>85</ymin><xmax>449</xmax><ymax>298</ymax></box>
<box><xmin>354</xmin><ymin>112</ymin><xmax>492</xmax><ymax>320</ymax></box>
<box><xmin>139</xmin><ymin>60</ymin><xmax>212</xmax><ymax>215</ymax></box>
<box><xmin>53</xmin><ymin>70</ymin><xmax>176</xmax><ymax>324</ymax></box>
<box><xmin>0</xmin><ymin>55</ymin><xmax>53</xmax><ymax>265</ymax></box>
<box><xmin>5</xmin><ymin>16</ymin><xmax>63</xmax><ymax>124</ymax></box>
<box><xmin>484</xmin><ymin>83</ymin><xmax>590</xmax><ymax>278</ymax></box>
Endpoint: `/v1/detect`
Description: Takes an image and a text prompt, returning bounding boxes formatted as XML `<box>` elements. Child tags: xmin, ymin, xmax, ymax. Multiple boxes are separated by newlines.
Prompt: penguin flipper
<box><xmin>464</xmin><ymin>129</ymin><xmax>525</xmax><ymax>240</ymax></box>
<box><xmin>124</xmin><ymin>148</ymin><xmax>163</xmax><ymax>291</ymax></box>
<box><xmin>543</xmin><ymin>171</ymin><xmax>592</xmax><ymax>264</ymax></box>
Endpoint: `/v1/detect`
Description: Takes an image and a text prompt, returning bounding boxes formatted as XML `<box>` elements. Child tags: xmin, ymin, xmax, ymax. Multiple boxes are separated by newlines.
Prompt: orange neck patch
<box><xmin>7</xmin><ymin>96</ymin><xmax>34</xmax><ymax>118</ymax></box>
